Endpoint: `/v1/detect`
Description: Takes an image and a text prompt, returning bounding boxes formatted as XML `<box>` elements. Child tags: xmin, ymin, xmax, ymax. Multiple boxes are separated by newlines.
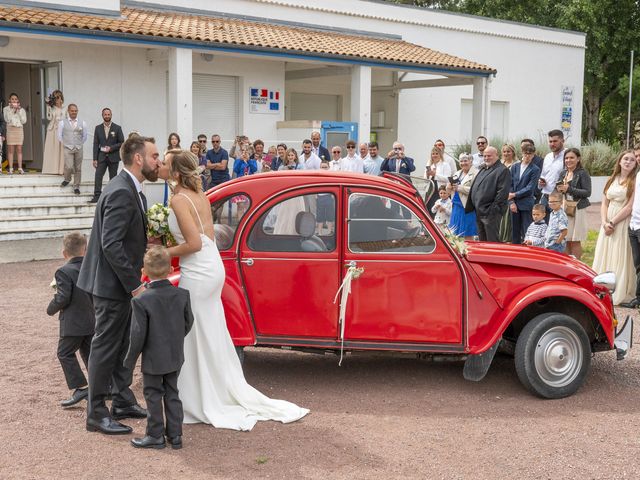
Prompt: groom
<box><xmin>78</xmin><ymin>134</ymin><xmax>161</xmax><ymax>435</ymax></box>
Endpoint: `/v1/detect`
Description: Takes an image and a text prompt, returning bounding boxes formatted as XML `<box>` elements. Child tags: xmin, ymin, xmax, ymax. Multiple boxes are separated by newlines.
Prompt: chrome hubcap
<box><xmin>534</xmin><ymin>326</ymin><xmax>582</xmax><ymax>388</ymax></box>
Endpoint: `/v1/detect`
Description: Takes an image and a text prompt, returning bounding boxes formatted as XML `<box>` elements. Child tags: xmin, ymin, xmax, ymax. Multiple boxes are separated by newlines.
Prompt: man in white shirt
<box><xmin>58</xmin><ymin>103</ymin><xmax>88</xmax><ymax>194</ymax></box>
<box><xmin>364</xmin><ymin>141</ymin><xmax>384</xmax><ymax>175</ymax></box>
<box><xmin>538</xmin><ymin>129</ymin><xmax>566</xmax><ymax>215</ymax></box>
<box><xmin>472</xmin><ymin>136</ymin><xmax>488</xmax><ymax>169</ymax></box>
<box><xmin>329</xmin><ymin>146</ymin><xmax>342</xmax><ymax>171</ymax></box>
<box><xmin>341</xmin><ymin>140</ymin><xmax>364</xmax><ymax>173</ymax></box>
<box><xmin>300</xmin><ymin>139</ymin><xmax>321</xmax><ymax>170</ymax></box>
<box><xmin>359</xmin><ymin>143</ymin><xmax>370</xmax><ymax>164</ymax></box>
<box><xmin>622</xmin><ymin>174</ymin><xmax>640</xmax><ymax>308</ymax></box>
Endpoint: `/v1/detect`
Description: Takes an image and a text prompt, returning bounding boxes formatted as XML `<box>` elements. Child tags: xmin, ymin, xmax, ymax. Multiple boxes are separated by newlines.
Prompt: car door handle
<box><xmin>344</xmin><ymin>261</ymin><xmax>357</xmax><ymax>268</ymax></box>
<box><xmin>240</xmin><ymin>258</ymin><xmax>254</xmax><ymax>266</ymax></box>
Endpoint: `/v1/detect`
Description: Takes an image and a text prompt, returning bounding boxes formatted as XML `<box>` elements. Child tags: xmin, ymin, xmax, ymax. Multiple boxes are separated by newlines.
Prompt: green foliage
<box><xmin>581</xmin><ymin>230</ymin><xmax>599</xmax><ymax>267</ymax></box>
<box><xmin>580</xmin><ymin>140</ymin><xmax>621</xmax><ymax>176</ymax></box>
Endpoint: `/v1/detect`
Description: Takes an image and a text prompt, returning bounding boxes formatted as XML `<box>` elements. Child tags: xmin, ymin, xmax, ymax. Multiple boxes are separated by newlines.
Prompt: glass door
<box><xmin>32</xmin><ymin>62</ymin><xmax>62</xmax><ymax>170</ymax></box>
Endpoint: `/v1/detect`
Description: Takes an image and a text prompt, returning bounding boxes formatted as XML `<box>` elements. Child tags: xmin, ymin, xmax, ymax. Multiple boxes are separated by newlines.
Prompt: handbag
<box><xmin>564</xmin><ymin>196</ymin><xmax>578</xmax><ymax>217</ymax></box>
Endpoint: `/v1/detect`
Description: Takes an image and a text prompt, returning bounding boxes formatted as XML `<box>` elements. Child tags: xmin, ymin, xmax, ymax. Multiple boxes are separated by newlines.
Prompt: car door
<box><xmin>239</xmin><ymin>187</ymin><xmax>341</xmax><ymax>339</ymax></box>
<box><xmin>342</xmin><ymin>188</ymin><xmax>464</xmax><ymax>346</ymax></box>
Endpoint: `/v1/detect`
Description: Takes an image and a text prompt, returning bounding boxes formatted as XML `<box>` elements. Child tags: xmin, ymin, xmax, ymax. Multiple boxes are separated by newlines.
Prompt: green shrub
<box><xmin>580</xmin><ymin>140</ymin><xmax>621</xmax><ymax>177</ymax></box>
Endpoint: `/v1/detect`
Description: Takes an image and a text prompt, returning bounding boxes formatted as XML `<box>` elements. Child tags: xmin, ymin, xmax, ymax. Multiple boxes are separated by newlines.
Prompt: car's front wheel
<box><xmin>514</xmin><ymin>313</ymin><xmax>591</xmax><ymax>399</ymax></box>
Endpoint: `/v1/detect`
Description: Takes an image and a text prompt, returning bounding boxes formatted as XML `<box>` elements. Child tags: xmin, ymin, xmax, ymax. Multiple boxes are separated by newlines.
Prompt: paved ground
<box><xmin>2</xmin><ymin>253</ymin><xmax>640</xmax><ymax>479</ymax></box>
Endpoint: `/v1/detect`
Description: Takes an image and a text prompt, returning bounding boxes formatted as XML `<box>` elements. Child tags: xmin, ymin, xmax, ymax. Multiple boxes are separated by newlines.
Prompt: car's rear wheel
<box><xmin>514</xmin><ymin>313</ymin><xmax>590</xmax><ymax>399</ymax></box>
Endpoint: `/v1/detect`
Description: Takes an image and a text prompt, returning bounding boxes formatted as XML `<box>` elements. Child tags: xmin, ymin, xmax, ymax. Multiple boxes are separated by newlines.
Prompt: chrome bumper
<box><xmin>614</xmin><ymin>315</ymin><xmax>633</xmax><ymax>360</ymax></box>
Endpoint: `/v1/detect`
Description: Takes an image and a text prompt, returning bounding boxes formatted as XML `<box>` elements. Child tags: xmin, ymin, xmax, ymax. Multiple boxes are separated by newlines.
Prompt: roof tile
<box><xmin>0</xmin><ymin>6</ymin><xmax>495</xmax><ymax>73</ymax></box>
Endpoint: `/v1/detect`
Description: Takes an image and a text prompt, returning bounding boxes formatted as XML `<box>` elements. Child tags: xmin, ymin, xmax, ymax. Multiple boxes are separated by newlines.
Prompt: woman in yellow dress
<box><xmin>42</xmin><ymin>90</ymin><xmax>65</xmax><ymax>175</ymax></box>
<box><xmin>592</xmin><ymin>150</ymin><xmax>637</xmax><ymax>305</ymax></box>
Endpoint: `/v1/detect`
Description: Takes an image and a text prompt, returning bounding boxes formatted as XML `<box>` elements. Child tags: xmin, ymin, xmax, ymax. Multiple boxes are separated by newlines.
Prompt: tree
<box><xmin>391</xmin><ymin>0</ymin><xmax>640</xmax><ymax>142</ymax></box>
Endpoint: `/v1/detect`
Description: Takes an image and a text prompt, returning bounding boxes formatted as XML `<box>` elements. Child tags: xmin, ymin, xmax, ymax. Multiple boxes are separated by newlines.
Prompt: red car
<box><xmin>173</xmin><ymin>171</ymin><xmax>631</xmax><ymax>399</ymax></box>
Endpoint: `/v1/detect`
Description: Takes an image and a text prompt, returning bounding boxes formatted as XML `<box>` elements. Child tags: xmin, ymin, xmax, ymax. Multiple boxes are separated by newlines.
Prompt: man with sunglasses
<box><xmin>472</xmin><ymin>136</ymin><xmax>488</xmax><ymax>169</ymax></box>
<box><xmin>380</xmin><ymin>141</ymin><xmax>416</xmax><ymax>175</ymax></box>
<box><xmin>341</xmin><ymin>140</ymin><xmax>364</xmax><ymax>173</ymax></box>
<box><xmin>197</xmin><ymin>134</ymin><xmax>207</xmax><ymax>150</ymax></box>
<box><xmin>205</xmin><ymin>134</ymin><xmax>230</xmax><ymax>187</ymax></box>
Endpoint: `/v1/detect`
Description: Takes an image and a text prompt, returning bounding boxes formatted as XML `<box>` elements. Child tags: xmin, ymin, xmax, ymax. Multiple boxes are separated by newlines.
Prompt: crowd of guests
<box><xmin>432</xmin><ymin>130</ymin><xmax>640</xmax><ymax>308</ymax></box>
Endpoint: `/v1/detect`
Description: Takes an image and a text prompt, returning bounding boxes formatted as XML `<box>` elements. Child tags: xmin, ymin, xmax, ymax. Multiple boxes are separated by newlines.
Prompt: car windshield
<box><xmin>381</xmin><ymin>172</ymin><xmax>435</xmax><ymax>209</ymax></box>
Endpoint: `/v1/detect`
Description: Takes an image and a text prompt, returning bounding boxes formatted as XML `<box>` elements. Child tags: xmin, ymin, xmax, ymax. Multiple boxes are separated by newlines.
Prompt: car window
<box><xmin>248</xmin><ymin>193</ymin><xmax>336</xmax><ymax>252</ymax></box>
<box><xmin>348</xmin><ymin>193</ymin><xmax>435</xmax><ymax>254</ymax></box>
<box><xmin>211</xmin><ymin>194</ymin><xmax>250</xmax><ymax>250</ymax></box>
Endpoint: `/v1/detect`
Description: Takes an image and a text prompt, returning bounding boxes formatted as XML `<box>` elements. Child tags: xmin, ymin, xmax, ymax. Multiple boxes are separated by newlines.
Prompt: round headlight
<box><xmin>593</xmin><ymin>271</ymin><xmax>616</xmax><ymax>293</ymax></box>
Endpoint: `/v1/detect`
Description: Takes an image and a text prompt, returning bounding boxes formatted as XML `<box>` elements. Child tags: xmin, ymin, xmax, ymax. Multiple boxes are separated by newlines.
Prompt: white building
<box><xmin>0</xmin><ymin>0</ymin><xmax>585</xmax><ymax>171</ymax></box>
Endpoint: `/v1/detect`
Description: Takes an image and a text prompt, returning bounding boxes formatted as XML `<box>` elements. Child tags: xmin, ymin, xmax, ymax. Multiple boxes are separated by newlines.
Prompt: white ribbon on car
<box><xmin>333</xmin><ymin>265</ymin><xmax>365</xmax><ymax>366</ymax></box>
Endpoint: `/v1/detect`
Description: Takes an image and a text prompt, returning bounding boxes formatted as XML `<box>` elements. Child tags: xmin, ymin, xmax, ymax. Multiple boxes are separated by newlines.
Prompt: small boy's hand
<box><xmin>523</xmin><ymin>240</ymin><xmax>532</xmax><ymax>246</ymax></box>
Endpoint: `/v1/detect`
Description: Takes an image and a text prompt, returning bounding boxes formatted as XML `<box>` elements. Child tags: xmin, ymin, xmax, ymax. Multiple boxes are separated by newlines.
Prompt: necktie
<box><xmin>139</xmin><ymin>191</ymin><xmax>148</xmax><ymax>212</ymax></box>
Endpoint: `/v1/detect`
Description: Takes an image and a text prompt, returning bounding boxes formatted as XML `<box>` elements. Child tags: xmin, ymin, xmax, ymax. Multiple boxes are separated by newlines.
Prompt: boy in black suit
<box><xmin>124</xmin><ymin>247</ymin><xmax>194</xmax><ymax>450</ymax></box>
<box><xmin>46</xmin><ymin>232</ymin><xmax>95</xmax><ymax>408</ymax></box>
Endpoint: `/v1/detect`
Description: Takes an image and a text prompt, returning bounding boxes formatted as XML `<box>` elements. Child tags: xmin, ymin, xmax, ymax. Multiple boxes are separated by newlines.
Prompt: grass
<box><xmin>256</xmin><ymin>456</ymin><xmax>269</xmax><ymax>465</ymax></box>
<box><xmin>581</xmin><ymin>229</ymin><xmax>599</xmax><ymax>267</ymax></box>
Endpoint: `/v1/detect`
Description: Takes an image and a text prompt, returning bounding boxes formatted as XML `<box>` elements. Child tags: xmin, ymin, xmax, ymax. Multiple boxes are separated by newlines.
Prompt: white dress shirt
<box><xmin>540</xmin><ymin>149</ymin><xmax>566</xmax><ymax>195</ymax></box>
<box><xmin>341</xmin><ymin>155</ymin><xmax>364</xmax><ymax>173</ymax></box>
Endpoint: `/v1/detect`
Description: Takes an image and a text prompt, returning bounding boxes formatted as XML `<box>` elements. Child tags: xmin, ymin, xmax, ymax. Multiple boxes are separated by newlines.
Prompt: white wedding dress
<box><xmin>168</xmin><ymin>193</ymin><xmax>309</xmax><ymax>430</ymax></box>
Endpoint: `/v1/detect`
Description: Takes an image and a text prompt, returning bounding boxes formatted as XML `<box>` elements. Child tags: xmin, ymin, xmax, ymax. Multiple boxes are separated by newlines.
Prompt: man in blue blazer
<box><xmin>509</xmin><ymin>143</ymin><xmax>541</xmax><ymax>244</ymax></box>
<box><xmin>380</xmin><ymin>142</ymin><xmax>416</xmax><ymax>175</ymax></box>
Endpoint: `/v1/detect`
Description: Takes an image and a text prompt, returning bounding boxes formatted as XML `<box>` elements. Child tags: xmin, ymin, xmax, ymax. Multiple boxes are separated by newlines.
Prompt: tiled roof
<box><xmin>0</xmin><ymin>6</ymin><xmax>496</xmax><ymax>74</ymax></box>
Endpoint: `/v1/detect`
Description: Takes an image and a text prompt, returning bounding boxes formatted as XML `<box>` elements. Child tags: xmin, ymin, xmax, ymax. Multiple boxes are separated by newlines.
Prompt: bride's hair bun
<box><xmin>167</xmin><ymin>149</ymin><xmax>203</xmax><ymax>193</ymax></box>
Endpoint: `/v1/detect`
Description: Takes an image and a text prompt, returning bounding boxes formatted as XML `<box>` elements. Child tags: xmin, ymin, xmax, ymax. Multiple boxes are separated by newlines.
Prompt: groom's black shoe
<box><xmin>86</xmin><ymin>417</ymin><xmax>132</xmax><ymax>435</ymax></box>
<box><xmin>61</xmin><ymin>387</ymin><xmax>88</xmax><ymax>407</ymax></box>
<box><xmin>166</xmin><ymin>435</ymin><xmax>182</xmax><ymax>450</ymax></box>
<box><xmin>131</xmin><ymin>435</ymin><xmax>166</xmax><ymax>449</ymax></box>
<box><xmin>620</xmin><ymin>298</ymin><xmax>640</xmax><ymax>308</ymax></box>
<box><xmin>111</xmin><ymin>404</ymin><xmax>148</xmax><ymax>420</ymax></box>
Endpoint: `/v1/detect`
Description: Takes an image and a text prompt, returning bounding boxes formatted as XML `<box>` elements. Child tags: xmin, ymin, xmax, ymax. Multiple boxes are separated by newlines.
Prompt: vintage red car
<box><xmin>173</xmin><ymin>171</ymin><xmax>631</xmax><ymax>399</ymax></box>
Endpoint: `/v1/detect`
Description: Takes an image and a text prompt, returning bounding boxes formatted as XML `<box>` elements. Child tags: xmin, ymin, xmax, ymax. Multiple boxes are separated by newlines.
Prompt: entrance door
<box><xmin>239</xmin><ymin>188</ymin><xmax>341</xmax><ymax>339</ymax></box>
<box><xmin>342</xmin><ymin>189</ymin><xmax>464</xmax><ymax>345</ymax></box>
<box><xmin>321</xmin><ymin>121</ymin><xmax>358</xmax><ymax>155</ymax></box>
<box><xmin>33</xmin><ymin>62</ymin><xmax>62</xmax><ymax>170</ymax></box>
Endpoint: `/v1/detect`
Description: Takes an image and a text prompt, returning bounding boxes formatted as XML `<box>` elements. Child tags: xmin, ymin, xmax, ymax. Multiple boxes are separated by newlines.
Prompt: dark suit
<box><xmin>509</xmin><ymin>162</ymin><xmax>541</xmax><ymax>244</ymax></box>
<box><xmin>78</xmin><ymin>169</ymin><xmax>147</xmax><ymax>420</ymax></box>
<box><xmin>380</xmin><ymin>156</ymin><xmax>416</xmax><ymax>175</ymax></box>
<box><xmin>124</xmin><ymin>280</ymin><xmax>194</xmax><ymax>438</ymax></box>
<box><xmin>47</xmin><ymin>256</ymin><xmax>95</xmax><ymax>390</ymax></box>
<box><xmin>314</xmin><ymin>145</ymin><xmax>331</xmax><ymax>163</ymax></box>
<box><xmin>532</xmin><ymin>154</ymin><xmax>544</xmax><ymax>202</ymax></box>
<box><xmin>92</xmin><ymin>122</ymin><xmax>125</xmax><ymax>197</ymax></box>
<box><xmin>466</xmin><ymin>161</ymin><xmax>511</xmax><ymax>242</ymax></box>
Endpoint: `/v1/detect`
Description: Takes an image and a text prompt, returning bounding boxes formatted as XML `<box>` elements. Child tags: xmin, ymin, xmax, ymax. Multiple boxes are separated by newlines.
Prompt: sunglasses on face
<box><xmin>212</xmin><ymin>140</ymin><xmax>220</xmax><ymax>143</ymax></box>
<box><xmin>198</xmin><ymin>140</ymin><xmax>207</xmax><ymax>143</ymax></box>
<box><xmin>477</xmin><ymin>141</ymin><xmax>486</xmax><ymax>145</ymax></box>
<box><xmin>347</xmin><ymin>146</ymin><xmax>355</xmax><ymax>149</ymax></box>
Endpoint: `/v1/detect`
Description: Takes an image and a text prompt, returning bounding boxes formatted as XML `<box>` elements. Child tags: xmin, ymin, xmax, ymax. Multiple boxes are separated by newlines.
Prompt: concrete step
<box><xmin>0</xmin><ymin>225</ymin><xmax>92</xmax><ymax>242</ymax></box>
<box><xmin>0</xmin><ymin>192</ymin><xmax>95</xmax><ymax>207</ymax></box>
<box><xmin>0</xmin><ymin>213</ymin><xmax>95</xmax><ymax>230</ymax></box>
<box><xmin>0</xmin><ymin>183</ymin><xmax>94</xmax><ymax>196</ymax></box>
<box><xmin>0</xmin><ymin>203</ymin><xmax>96</xmax><ymax>219</ymax></box>
<box><xmin>0</xmin><ymin>173</ymin><xmax>76</xmax><ymax>185</ymax></box>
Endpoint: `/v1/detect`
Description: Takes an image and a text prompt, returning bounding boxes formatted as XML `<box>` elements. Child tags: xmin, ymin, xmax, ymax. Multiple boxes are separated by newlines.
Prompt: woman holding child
<box><xmin>556</xmin><ymin>148</ymin><xmax>591</xmax><ymax>259</ymax></box>
<box><xmin>159</xmin><ymin>149</ymin><xmax>309</xmax><ymax>430</ymax></box>
<box><xmin>447</xmin><ymin>153</ymin><xmax>478</xmax><ymax>239</ymax></box>
<box><xmin>592</xmin><ymin>150</ymin><xmax>637</xmax><ymax>305</ymax></box>
<box><xmin>424</xmin><ymin>146</ymin><xmax>452</xmax><ymax>217</ymax></box>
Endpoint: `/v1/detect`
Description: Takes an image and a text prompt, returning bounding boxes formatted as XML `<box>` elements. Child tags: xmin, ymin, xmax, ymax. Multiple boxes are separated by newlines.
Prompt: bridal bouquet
<box><xmin>147</xmin><ymin>203</ymin><xmax>175</xmax><ymax>247</ymax></box>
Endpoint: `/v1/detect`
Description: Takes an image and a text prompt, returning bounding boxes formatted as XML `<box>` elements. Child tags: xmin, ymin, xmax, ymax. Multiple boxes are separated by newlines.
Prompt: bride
<box><xmin>159</xmin><ymin>149</ymin><xmax>309</xmax><ymax>430</ymax></box>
